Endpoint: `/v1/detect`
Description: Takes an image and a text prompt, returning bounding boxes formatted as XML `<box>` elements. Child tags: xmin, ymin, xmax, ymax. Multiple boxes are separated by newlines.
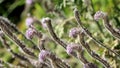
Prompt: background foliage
<box><xmin>0</xmin><ymin>0</ymin><xmax>120</xmax><ymax>68</ymax></box>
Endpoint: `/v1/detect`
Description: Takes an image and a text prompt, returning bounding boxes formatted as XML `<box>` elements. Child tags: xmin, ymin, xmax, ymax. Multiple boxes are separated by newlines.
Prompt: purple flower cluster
<box><xmin>25</xmin><ymin>28</ymin><xmax>36</xmax><ymax>40</ymax></box>
<box><xmin>94</xmin><ymin>11</ymin><xmax>105</xmax><ymax>21</ymax></box>
<box><xmin>38</xmin><ymin>50</ymin><xmax>50</xmax><ymax>62</ymax></box>
<box><xmin>69</xmin><ymin>27</ymin><xmax>80</xmax><ymax>38</ymax></box>
<box><xmin>66</xmin><ymin>43</ymin><xmax>80</xmax><ymax>55</ymax></box>
<box><xmin>25</xmin><ymin>16</ymin><xmax>34</xmax><ymax>27</ymax></box>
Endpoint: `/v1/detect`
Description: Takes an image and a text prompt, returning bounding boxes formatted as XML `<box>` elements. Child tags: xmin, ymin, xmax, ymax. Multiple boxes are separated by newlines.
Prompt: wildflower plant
<box><xmin>0</xmin><ymin>0</ymin><xmax>120</xmax><ymax>68</ymax></box>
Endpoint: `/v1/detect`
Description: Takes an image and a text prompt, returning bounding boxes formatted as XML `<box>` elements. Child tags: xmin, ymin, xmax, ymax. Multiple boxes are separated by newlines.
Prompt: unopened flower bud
<box><xmin>25</xmin><ymin>28</ymin><xmax>36</xmax><ymax>40</ymax></box>
<box><xmin>25</xmin><ymin>16</ymin><xmax>34</xmax><ymax>27</ymax></box>
<box><xmin>66</xmin><ymin>43</ymin><xmax>81</xmax><ymax>55</ymax></box>
<box><xmin>26</xmin><ymin>0</ymin><xmax>33</xmax><ymax>5</ymax></box>
<box><xmin>38</xmin><ymin>50</ymin><xmax>50</xmax><ymax>62</ymax></box>
<box><xmin>94</xmin><ymin>11</ymin><xmax>106</xmax><ymax>21</ymax></box>
<box><xmin>69</xmin><ymin>27</ymin><xmax>80</xmax><ymax>38</ymax></box>
<box><xmin>41</xmin><ymin>17</ymin><xmax>51</xmax><ymax>28</ymax></box>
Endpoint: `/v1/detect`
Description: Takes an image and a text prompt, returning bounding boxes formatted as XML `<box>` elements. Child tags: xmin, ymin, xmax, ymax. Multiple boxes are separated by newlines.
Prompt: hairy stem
<box><xmin>46</xmin><ymin>19</ymin><xmax>82</xmax><ymax>59</ymax></box>
<box><xmin>0</xmin><ymin>17</ymin><xmax>39</xmax><ymax>51</ymax></box>
<box><xmin>84</xmin><ymin>63</ymin><xmax>98</xmax><ymax>68</ymax></box>
<box><xmin>74</xmin><ymin>8</ymin><xmax>120</xmax><ymax>58</ymax></box>
<box><xmin>0</xmin><ymin>33</ymin><xmax>30</xmax><ymax>63</ymax></box>
<box><xmin>79</xmin><ymin>32</ymin><xmax>111</xmax><ymax>68</ymax></box>
<box><xmin>103</xmin><ymin>15</ymin><xmax>120</xmax><ymax>39</ymax></box>
<box><xmin>49</xmin><ymin>52</ymin><xmax>70</xmax><ymax>68</ymax></box>
<box><xmin>0</xmin><ymin>19</ymin><xmax>36</xmax><ymax>58</ymax></box>
<box><xmin>45</xmin><ymin>18</ymin><xmax>94</xmax><ymax>65</ymax></box>
<box><xmin>0</xmin><ymin>59</ymin><xmax>22</xmax><ymax>68</ymax></box>
<box><xmin>38</xmin><ymin>38</ymin><xmax>46</xmax><ymax>51</ymax></box>
<box><xmin>46</xmin><ymin>19</ymin><xmax>67</xmax><ymax>49</ymax></box>
<box><xmin>77</xmin><ymin>49</ymin><xmax>89</xmax><ymax>64</ymax></box>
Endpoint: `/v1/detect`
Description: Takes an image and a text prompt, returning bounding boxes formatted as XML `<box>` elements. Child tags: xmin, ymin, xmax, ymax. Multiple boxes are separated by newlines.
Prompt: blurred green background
<box><xmin>0</xmin><ymin>0</ymin><xmax>120</xmax><ymax>68</ymax></box>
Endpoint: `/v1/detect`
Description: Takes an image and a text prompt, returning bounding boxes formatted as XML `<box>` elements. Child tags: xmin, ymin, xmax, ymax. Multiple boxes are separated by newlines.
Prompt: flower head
<box><xmin>66</xmin><ymin>43</ymin><xmax>80</xmax><ymax>55</ymax></box>
<box><xmin>25</xmin><ymin>16</ymin><xmax>34</xmax><ymax>27</ymax></box>
<box><xmin>25</xmin><ymin>28</ymin><xmax>36</xmax><ymax>40</ymax></box>
<box><xmin>38</xmin><ymin>50</ymin><xmax>50</xmax><ymax>62</ymax></box>
<box><xmin>94</xmin><ymin>11</ymin><xmax>106</xmax><ymax>21</ymax></box>
<box><xmin>69</xmin><ymin>27</ymin><xmax>80</xmax><ymax>38</ymax></box>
